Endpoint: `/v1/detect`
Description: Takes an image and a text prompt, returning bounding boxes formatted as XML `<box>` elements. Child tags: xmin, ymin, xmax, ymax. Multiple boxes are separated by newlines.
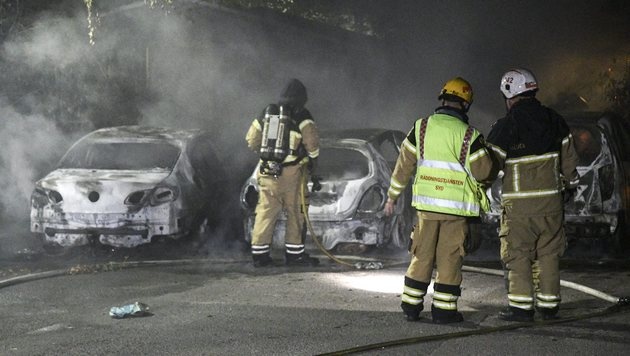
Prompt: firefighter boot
<box><xmin>285</xmin><ymin>252</ymin><xmax>320</xmax><ymax>266</ymax></box>
<box><xmin>252</xmin><ymin>253</ymin><xmax>273</xmax><ymax>268</ymax></box>
<box><xmin>498</xmin><ymin>307</ymin><xmax>534</xmax><ymax>322</ymax></box>
<box><xmin>401</xmin><ymin>302</ymin><xmax>422</xmax><ymax>322</ymax></box>
<box><xmin>536</xmin><ymin>306</ymin><xmax>559</xmax><ymax>320</ymax></box>
<box><xmin>431</xmin><ymin>308</ymin><xmax>464</xmax><ymax>324</ymax></box>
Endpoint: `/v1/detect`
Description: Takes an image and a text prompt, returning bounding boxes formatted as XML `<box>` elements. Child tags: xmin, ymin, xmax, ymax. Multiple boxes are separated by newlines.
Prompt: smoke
<box><xmin>0</xmin><ymin>99</ymin><xmax>73</xmax><ymax>254</ymax></box>
<box><xmin>0</xmin><ymin>100</ymin><xmax>70</xmax><ymax>218</ymax></box>
<box><xmin>0</xmin><ymin>0</ymin><xmax>628</xmax><ymax>255</ymax></box>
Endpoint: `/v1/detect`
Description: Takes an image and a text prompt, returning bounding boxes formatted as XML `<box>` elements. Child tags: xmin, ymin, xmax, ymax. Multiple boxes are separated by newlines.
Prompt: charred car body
<box><xmin>30</xmin><ymin>126</ymin><xmax>224</xmax><ymax>251</ymax></box>
<box><xmin>479</xmin><ymin>112</ymin><xmax>630</xmax><ymax>252</ymax></box>
<box><xmin>240</xmin><ymin>128</ymin><xmax>413</xmax><ymax>254</ymax></box>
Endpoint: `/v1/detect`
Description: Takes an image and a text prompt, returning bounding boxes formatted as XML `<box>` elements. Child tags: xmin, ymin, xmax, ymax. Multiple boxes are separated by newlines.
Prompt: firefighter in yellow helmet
<box><xmin>487</xmin><ymin>68</ymin><xmax>579</xmax><ymax>322</ymax></box>
<box><xmin>245</xmin><ymin>79</ymin><xmax>320</xmax><ymax>267</ymax></box>
<box><xmin>385</xmin><ymin>77</ymin><xmax>495</xmax><ymax>323</ymax></box>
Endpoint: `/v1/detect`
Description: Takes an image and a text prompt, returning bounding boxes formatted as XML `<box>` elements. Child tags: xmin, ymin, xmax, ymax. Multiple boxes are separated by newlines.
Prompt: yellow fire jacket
<box><xmin>388</xmin><ymin>107</ymin><xmax>495</xmax><ymax>219</ymax></box>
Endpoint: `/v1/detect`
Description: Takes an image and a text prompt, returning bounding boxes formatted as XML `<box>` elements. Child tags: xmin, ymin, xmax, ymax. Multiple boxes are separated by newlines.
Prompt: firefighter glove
<box><xmin>307</xmin><ymin>157</ymin><xmax>318</xmax><ymax>175</ymax></box>
<box><xmin>311</xmin><ymin>175</ymin><xmax>322</xmax><ymax>192</ymax></box>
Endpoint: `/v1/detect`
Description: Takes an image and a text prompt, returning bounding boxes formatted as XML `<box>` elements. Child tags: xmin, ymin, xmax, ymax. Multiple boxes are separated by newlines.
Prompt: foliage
<box><xmin>213</xmin><ymin>0</ymin><xmax>389</xmax><ymax>37</ymax></box>
<box><xmin>605</xmin><ymin>58</ymin><xmax>630</xmax><ymax>121</ymax></box>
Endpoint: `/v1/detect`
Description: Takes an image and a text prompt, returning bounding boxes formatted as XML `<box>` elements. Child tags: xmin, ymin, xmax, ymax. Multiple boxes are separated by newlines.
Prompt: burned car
<box><xmin>478</xmin><ymin>112</ymin><xmax>630</xmax><ymax>252</ymax></box>
<box><xmin>30</xmin><ymin>126</ymin><xmax>225</xmax><ymax>252</ymax></box>
<box><xmin>240</xmin><ymin>128</ymin><xmax>414</xmax><ymax>254</ymax></box>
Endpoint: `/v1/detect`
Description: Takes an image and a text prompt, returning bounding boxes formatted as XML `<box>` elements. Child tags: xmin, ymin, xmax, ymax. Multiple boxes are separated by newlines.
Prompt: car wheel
<box><xmin>465</xmin><ymin>221</ymin><xmax>483</xmax><ymax>254</ymax></box>
<box><xmin>386</xmin><ymin>212</ymin><xmax>413</xmax><ymax>250</ymax></box>
<box><xmin>42</xmin><ymin>242</ymin><xmax>72</xmax><ymax>257</ymax></box>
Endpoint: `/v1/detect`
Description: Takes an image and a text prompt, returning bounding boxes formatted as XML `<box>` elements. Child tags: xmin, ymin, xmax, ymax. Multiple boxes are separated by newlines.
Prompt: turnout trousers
<box><xmin>500</xmin><ymin>212</ymin><xmax>565</xmax><ymax>311</ymax></box>
<box><xmin>251</xmin><ymin>165</ymin><xmax>307</xmax><ymax>255</ymax></box>
<box><xmin>402</xmin><ymin>212</ymin><xmax>467</xmax><ymax>315</ymax></box>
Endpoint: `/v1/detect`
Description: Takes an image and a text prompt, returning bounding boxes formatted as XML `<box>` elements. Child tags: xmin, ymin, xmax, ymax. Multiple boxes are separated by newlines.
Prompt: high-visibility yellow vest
<box><xmin>412</xmin><ymin>114</ymin><xmax>487</xmax><ymax>216</ymax></box>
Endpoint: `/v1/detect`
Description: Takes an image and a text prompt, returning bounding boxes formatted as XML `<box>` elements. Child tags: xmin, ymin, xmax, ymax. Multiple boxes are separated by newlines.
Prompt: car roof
<box><xmin>82</xmin><ymin>126</ymin><xmax>205</xmax><ymax>144</ymax></box>
<box><xmin>563</xmin><ymin>112</ymin><xmax>630</xmax><ymax>141</ymax></box>
<box><xmin>320</xmin><ymin>128</ymin><xmax>403</xmax><ymax>142</ymax></box>
<box><xmin>563</xmin><ymin>111</ymin><xmax>621</xmax><ymax>127</ymax></box>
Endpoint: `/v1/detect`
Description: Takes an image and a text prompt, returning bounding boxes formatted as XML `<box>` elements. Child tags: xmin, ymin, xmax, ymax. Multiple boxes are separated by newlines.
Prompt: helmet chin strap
<box><xmin>441</xmin><ymin>99</ymin><xmax>470</xmax><ymax>113</ymax></box>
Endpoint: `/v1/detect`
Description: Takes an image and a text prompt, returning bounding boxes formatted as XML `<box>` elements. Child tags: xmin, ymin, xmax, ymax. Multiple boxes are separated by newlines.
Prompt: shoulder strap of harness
<box><xmin>459</xmin><ymin>126</ymin><xmax>474</xmax><ymax>166</ymax></box>
<box><xmin>418</xmin><ymin>117</ymin><xmax>429</xmax><ymax>160</ymax></box>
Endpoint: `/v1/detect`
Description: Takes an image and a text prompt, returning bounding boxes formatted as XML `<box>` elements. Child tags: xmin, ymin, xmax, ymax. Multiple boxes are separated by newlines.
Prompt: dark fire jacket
<box><xmin>486</xmin><ymin>98</ymin><xmax>579</xmax><ymax>217</ymax></box>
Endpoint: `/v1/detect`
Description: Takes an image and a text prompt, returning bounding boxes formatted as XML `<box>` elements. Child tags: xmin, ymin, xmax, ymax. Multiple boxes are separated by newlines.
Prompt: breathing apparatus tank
<box><xmin>260</xmin><ymin>104</ymin><xmax>292</xmax><ymax>162</ymax></box>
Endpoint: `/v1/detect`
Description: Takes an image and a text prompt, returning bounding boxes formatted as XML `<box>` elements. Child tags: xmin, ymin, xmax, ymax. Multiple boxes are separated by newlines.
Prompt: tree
<box><xmin>606</xmin><ymin>57</ymin><xmax>630</xmax><ymax>122</ymax></box>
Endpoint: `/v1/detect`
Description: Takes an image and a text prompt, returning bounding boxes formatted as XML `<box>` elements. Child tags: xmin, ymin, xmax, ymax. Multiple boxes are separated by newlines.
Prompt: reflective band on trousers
<box><xmin>508</xmin><ymin>294</ymin><xmax>534</xmax><ymax>310</ymax></box>
<box><xmin>404</xmin><ymin>286</ymin><xmax>426</xmax><ymax>297</ymax></box>
<box><xmin>433</xmin><ymin>291</ymin><xmax>458</xmax><ymax>302</ymax></box>
<box><xmin>509</xmin><ymin>302</ymin><xmax>534</xmax><ymax>310</ymax></box>
<box><xmin>432</xmin><ymin>300</ymin><xmax>457</xmax><ymax>311</ymax></box>
<box><xmin>432</xmin><ymin>291</ymin><xmax>459</xmax><ymax>311</ymax></box>
<box><xmin>536</xmin><ymin>293</ymin><xmax>561</xmax><ymax>308</ymax></box>
<box><xmin>508</xmin><ymin>294</ymin><xmax>534</xmax><ymax>303</ymax></box>
<box><xmin>285</xmin><ymin>243</ymin><xmax>305</xmax><ymax>254</ymax></box>
<box><xmin>251</xmin><ymin>245</ymin><xmax>270</xmax><ymax>254</ymax></box>
<box><xmin>401</xmin><ymin>294</ymin><xmax>423</xmax><ymax>306</ymax></box>
<box><xmin>536</xmin><ymin>300</ymin><xmax>560</xmax><ymax>308</ymax></box>
<box><xmin>413</xmin><ymin>195</ymin><xmax>480</xmax><ymax>212</ymax></box>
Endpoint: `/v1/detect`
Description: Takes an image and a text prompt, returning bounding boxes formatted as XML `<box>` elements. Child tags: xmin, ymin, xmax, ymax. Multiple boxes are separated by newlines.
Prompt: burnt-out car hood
<box><xmin>37</xmin><ymin>168</ymin><xmax>171</xmax><ymax>214</ymax></box>
<box><xmin>309</xmin><ymin>179</ymin><xmax>379</xmax><ymax>219</ymax></box>
<box><xmin>306</xmin><ymin>139</ymin><xmax>390</xmax><ymax>221</ymax></box>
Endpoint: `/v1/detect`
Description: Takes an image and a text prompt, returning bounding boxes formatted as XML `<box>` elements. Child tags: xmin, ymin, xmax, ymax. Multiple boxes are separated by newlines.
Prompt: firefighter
<box><xmin>245</xmin><ymin>78</ymin><xmax>320</xmax><ymax>267</ymax></box>
<box><xmin>384</xmin><ymin>77</ymin><xmax>495</xmax><ymax>324</ymax></box>
<box><xmin>486</xmin><ymin>68</ymin><xmax>579</xmax><ymax>322</ymax></box>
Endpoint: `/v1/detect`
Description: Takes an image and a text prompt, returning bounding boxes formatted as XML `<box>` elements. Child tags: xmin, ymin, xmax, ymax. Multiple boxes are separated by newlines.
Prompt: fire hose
<box><xmin>1</xmin><ymin>173</ymin><xmax>628</xmax><ymax>354</ymax></box>
<box><xmin>300</xmin><ymin>172</ymin><xmax>384</xmax><ymax>270</ymax></box>
<box><xmin>1</xmin><ymin>256</ymin><xmax>628</xmax><ymax>355</ymax></box>
<box><xmin>299</xmin><ymin>173</ymin><xmax>630</xmax><ymax>354</ymax></box>
<box><xmin>1</xmin><ymin>254</ymin><xmax>628</xmax><ymax>354</ymax></box>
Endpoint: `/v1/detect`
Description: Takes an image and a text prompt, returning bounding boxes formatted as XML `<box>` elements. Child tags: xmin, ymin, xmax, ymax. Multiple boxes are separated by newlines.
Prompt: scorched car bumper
<box><xmin>31</xmin><ymin>206</ymin><xmax>184</xmax><ymax>248</ymax></box>
<box><xmin>244</xmin><ymin>214</ymin><xmax>386</xmax><ymax>250</ymax></box>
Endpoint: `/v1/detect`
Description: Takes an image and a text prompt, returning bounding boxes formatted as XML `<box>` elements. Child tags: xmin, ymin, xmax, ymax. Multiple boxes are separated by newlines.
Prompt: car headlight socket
<box><xmin>150</xmin><ymin>186</ymin><xmax>178</xmax><ymax>206</ymax></box>
<box><xmin>357</xmin><ymin>185</ymin><xmax>386</xmax><ymax>214</ymax></box>
<box><xmin>32</xmin><ymin>187</ymin><xmax>63</xmax><ymax>207</ymax></box>
<box><xmin>124</xmin><ymin>190</ymin><xmax>150</xmax><ymax>205</ymax></box>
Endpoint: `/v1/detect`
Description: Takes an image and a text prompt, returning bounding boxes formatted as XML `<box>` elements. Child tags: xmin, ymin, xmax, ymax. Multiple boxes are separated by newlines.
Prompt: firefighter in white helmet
<box><xmin>385</xmin><ymin>77</ymin><xmax>495</xmax><ymax>324</ymax></box>
<box><xmin>245</xmin><ymin>78</ymin><xmax>320</xmax><ymax>267</ymax></box>
<box><xmin>487</xmin><ymin>68</ymin><xmax>579</xmax><ymax>321</ymax></box>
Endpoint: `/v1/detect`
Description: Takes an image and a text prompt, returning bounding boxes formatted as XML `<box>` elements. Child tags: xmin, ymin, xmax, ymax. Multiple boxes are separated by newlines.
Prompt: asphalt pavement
<box><xmin>1</xmin><ymin>243</ymin><xmax>629</xmax><ymax>356</ymax></box>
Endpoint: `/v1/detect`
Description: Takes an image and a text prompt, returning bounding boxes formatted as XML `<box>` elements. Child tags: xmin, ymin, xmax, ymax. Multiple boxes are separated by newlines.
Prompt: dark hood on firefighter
<box><xmin>488</xmin><ymin>98</ymin><xmax>570</xmax><ymax>158</ymax></box>
<box><xmin>279</xmin><ymin>79</ymin><xmax>308</xmax><ymax>109</ymax></box>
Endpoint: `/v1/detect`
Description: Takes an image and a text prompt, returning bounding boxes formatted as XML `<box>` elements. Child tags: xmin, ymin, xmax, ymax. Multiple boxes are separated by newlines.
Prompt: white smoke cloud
<box><xmin>0</xmin><ymin>99</ymin><xmax>70</xmax><ymax>219</ymax></box>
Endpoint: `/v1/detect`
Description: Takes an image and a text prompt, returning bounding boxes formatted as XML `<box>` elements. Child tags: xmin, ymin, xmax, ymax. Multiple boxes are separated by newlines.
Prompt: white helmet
<box><xmin>500</xmin><ymin>68</ymin><xmax>538</xmax><ymax>99</ymax></box>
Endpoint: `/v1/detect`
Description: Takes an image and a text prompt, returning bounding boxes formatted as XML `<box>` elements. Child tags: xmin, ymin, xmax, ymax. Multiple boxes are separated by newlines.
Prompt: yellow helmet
<box><xmin>438</xmin><ymin>77</ymin><xmax>473</xmax><ymax>105</ymax></box>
